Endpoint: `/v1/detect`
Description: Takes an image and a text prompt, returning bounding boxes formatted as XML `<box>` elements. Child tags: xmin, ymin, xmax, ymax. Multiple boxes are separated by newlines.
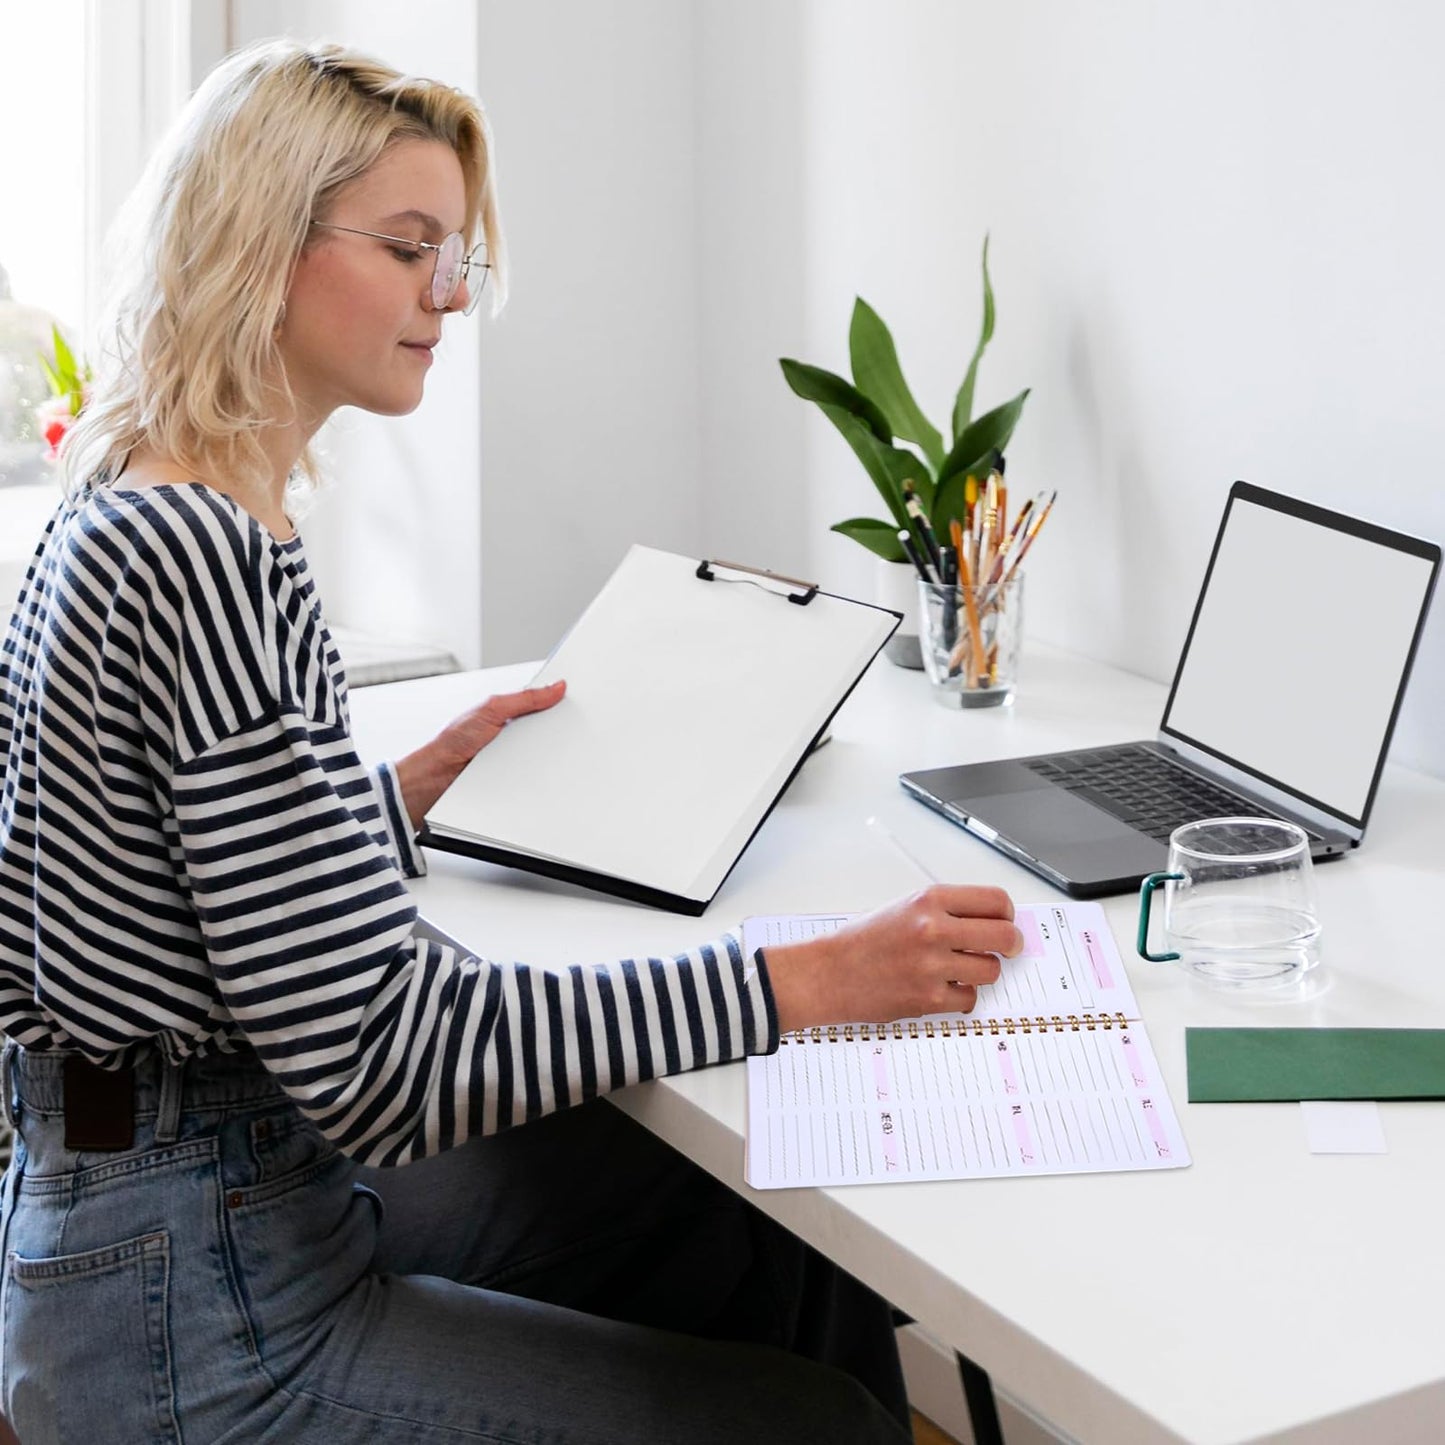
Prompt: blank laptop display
<box><xmin>900</xmin><ymin>482</ymin><xmax>1441</xmax><ymax>898</ymax></box>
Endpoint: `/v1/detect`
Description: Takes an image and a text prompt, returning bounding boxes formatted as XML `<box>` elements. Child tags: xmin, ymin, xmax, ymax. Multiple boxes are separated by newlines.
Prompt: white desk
<box><xmin>350</xmin><ymin>645</ymin><xmax>1445</xmax><ymax>1445</ymax></box>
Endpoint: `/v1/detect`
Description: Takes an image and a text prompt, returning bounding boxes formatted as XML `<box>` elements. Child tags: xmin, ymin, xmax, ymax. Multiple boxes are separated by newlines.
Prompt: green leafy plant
<box><xmin>779</xmin><ymin>239</ymin><xmax>1029</xmax><ymax>562</ymax></box>
<box><xmin>36</xmin><ymin>324</ymin><xmax>93</xmax><ymax>459</ymax></box>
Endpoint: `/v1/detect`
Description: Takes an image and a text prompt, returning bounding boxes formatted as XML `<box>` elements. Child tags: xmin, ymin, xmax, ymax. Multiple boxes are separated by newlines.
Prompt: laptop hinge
<box><xmin>1155</xmin><ymin>735</ymin><xmax>1360</xmax><ymax>845</ymax></box>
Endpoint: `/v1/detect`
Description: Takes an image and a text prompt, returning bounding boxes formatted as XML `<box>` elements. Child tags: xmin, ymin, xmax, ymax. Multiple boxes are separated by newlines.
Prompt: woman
<box><xmin>0</xmin><ymin>39</ymin><xmax>1021</xmax><ymax>1444</ymax></box>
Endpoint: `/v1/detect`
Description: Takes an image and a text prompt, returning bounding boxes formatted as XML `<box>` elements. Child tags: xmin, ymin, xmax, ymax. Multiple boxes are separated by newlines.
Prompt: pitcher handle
<box><xmin>1137</xmin><ymin>872</ymin><xmax>1184</xmax><ymax>961</ymax></box>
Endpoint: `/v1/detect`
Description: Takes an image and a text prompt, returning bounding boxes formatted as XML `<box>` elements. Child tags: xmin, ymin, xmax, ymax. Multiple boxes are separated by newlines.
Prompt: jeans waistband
<box><xmin>3</xmin><ymin>1041</ymin><xmax>286</xmax><ymax>1125</ymax></box>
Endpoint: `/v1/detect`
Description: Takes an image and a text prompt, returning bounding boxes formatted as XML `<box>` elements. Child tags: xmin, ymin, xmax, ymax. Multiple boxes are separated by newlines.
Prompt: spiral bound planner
<box><xmin>744</xmin><ymin>901</ymin><xmax>1190</xmax><ymax>1188</ymax></box>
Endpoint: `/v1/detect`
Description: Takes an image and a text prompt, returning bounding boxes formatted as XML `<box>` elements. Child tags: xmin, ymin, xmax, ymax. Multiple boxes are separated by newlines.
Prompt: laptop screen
<box><xmin>1160</xmin><ymin>484</ymin><xmax>1439</xmax><ymax>828</ymax></box>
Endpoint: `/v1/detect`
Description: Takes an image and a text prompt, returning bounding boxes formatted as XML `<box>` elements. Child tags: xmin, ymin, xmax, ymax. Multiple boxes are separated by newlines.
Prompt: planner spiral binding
<box><xmin>780</xmin><ymin>1011</ymin><xmax>1133</xmax><ymax>1045</ymax></box>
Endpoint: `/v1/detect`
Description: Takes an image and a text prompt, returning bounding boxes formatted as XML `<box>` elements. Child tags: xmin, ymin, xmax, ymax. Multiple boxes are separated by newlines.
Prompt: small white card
<box><xmin>1300</xmin><ymin>1100</ymin><xmax>1388</xmax><ymax>1154</ymax></box>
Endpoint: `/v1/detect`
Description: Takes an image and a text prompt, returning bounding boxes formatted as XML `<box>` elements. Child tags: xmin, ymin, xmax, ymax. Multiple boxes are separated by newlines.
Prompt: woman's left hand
<box><xmin>393</xmin><ymin>679</ymin><xmax>567</xmax><ymax>828</ymax></box>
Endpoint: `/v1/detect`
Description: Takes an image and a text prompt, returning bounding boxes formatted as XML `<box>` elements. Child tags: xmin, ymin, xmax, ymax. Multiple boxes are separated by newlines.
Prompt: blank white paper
<box><xmin>1300</xmin><ymin>1100</ymin><xmax>1388</xmax><ymax>1155</ymax></box>
<box><xmin>426</xmin><ymin>546</ymin><xmax>896</xmax><ymax>901</ymax></box>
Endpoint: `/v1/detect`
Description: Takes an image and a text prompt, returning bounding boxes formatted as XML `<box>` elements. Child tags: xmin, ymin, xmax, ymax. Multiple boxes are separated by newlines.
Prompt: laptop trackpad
<box><xmin>960</xmin><ymin>789</ymin><xmax>1137</xmax><ymax>846</ymax></box>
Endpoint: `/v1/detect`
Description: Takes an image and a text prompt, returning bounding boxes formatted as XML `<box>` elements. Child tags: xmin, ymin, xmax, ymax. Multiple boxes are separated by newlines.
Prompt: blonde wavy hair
<box><xmin>64</xmin><ymin>38</ymin><xmax>504</xmax><ymax>497</ymax></box>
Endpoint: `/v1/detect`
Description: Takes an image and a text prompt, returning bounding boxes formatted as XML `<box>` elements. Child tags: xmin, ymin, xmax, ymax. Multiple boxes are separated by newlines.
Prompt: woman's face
<box><xmin>278</xmin><ymin>137</ymin><xmax>471</xmax><ymax>423</ymax></box>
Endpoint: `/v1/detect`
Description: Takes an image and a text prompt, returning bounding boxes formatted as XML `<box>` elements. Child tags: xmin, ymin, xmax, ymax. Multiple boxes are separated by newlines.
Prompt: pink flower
<box><xmin>35</xmin><ymin>393</ymin><xmax>77</xmax><ymax>461</ymax></box>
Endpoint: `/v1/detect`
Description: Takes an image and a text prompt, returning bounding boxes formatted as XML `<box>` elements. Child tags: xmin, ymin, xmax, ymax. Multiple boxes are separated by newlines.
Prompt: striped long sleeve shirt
<box><xmin>0</xmin><ymin>483</ymin><xmax>777</xmax><ymax>1165</ymax></box>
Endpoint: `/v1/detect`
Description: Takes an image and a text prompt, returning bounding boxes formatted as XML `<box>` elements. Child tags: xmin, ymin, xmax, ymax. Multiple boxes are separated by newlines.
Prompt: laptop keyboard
<box><xmin>1024</xmin><ymin>745</ymin><xmax>1322</xmax><ymax>846</ymax></box>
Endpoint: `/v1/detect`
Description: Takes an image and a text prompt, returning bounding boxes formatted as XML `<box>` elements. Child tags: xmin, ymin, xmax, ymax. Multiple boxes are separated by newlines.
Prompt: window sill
<box><xmin>328</xmin><ymin>625</ymin><xmax>460</xmax><ymax>689</ymax></box>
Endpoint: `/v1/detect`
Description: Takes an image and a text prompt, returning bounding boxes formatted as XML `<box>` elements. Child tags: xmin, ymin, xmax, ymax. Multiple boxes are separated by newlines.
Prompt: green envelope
<box><xmin>1186</xmin><ymin>1028</ymin><xmax>1445</xmax><ymax>1102</ymax></box>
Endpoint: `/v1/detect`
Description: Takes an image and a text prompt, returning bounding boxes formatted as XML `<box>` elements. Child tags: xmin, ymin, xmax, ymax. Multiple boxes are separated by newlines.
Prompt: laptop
<box><xmin>900</xmin><ymin>481</ymin><xmax>1441</xmax><ymax>898</ymax></box>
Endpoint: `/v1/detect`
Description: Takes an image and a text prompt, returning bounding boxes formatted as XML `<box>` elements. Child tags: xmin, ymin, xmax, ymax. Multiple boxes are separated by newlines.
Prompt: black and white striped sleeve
<box><xmin>367</xmin><ymin>759</ymin><xmax>427</xmax><ymax>879</ymax></box>
<box><xmin>173</xmin><ymin>710</ymin><xmax>778</xmax><ymax>1166</ymax></box>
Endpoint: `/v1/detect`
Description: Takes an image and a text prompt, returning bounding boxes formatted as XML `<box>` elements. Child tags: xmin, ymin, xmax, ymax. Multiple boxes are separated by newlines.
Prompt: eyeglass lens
<box><xmin>432</xmin><ymin>233</ymin><xmax>488</xmax><ymax>315</ymax></box>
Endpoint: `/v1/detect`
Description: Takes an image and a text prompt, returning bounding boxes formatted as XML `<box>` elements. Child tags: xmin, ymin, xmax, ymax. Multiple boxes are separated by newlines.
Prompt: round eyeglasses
<box><xmin>311</xmin><ymin>221</ymin><xmax>490</xmax><ymax>315</ymax></box>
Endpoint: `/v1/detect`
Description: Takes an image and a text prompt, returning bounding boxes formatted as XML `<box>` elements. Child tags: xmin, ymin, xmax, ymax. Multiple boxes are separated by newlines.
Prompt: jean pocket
<box><xmin>240</xmin><ymin>1111</ymin><xmax>338</xmax><ymax>1199</ymax></box>
<box><xmin>6</xmin><ymin>1231</ymin><xmax>179</xmax><ymax>1445</ymax></box>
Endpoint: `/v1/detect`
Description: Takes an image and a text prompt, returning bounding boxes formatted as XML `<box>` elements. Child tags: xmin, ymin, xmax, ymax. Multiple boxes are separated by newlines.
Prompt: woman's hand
<box><xmin>762</xmin><ymin>885</ymin><xmax>1022</xmax><ymax>1035</ymax></box>
<box><xmin>393</xmin><ymin>679</ymin><xmax>567</xmax><ymax>829</ymax></box>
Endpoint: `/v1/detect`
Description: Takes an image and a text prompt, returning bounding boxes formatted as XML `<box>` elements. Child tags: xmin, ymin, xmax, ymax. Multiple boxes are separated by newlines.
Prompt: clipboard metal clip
<box><xmin>696</xmin><ymin>558</ymin><xmax>819</xmax><ymax>606</ymax></box>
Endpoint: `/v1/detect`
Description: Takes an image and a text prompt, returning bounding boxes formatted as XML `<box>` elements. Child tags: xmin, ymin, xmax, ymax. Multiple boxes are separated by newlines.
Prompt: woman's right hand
<box><xmin>761</xmin><ymin>885</ymin><xmax>1022</xmax><ymax>1035</ymax></box>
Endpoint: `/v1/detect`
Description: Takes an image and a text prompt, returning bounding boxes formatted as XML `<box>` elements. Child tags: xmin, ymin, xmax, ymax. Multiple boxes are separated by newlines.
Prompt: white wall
<box><xmin>693</xmin><ymin>1</ymin><xmax>812</xmax><ymax>576</ymax></box>
<box><xmin>787</xmin><ymin>0</ymin><xmax>1445</xmax><ymax>777</ymax></box>
<box><xmin>473</xmin><ymin>0</ymin><xmax>703</xmax><ymax>663</ymax></box>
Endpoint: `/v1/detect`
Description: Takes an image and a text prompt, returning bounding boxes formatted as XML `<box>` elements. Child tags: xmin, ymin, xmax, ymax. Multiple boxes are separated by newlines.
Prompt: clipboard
<box><xmin>422</xmin><ymin>544</ymin><xmax>901</xmax><ymax>913</ymax></box>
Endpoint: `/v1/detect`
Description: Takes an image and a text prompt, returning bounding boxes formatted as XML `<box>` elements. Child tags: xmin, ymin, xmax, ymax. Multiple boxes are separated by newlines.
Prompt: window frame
<box><xmin>84</xmin><ymin>0</ymin><xmax>228</xmax><ymax>328</ymax></box>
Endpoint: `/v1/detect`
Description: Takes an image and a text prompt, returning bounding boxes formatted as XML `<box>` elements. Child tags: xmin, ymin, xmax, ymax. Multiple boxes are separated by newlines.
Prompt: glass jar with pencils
<box><xmin>918</xmin><ymin>573</ymin><xmax>1025</xmax><ymax>707</ymax></box>
<box><xmin>901</xmin><ymin>475</ymin><xmax>1054</xmax><ymax>708</ymax></box>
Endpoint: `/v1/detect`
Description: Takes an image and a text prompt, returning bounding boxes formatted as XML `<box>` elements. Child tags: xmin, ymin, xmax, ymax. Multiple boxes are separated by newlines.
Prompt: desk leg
<box><xmin>955</xmin><ymin>1352</ymin><xmax>1004</xmax><ymax>1445</ymax></box>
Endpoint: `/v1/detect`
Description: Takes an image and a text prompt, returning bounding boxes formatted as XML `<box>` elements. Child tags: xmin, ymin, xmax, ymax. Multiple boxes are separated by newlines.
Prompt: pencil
<box><xmin>902</xmin><ymin>481</ymin><xmax>943</xmax><ymax>573</ymax></box>
<box><xmin>970</xmin><ymin>493</ymin><xmax>986</xmax><ymax>587</ymax></box>
<box><xmin>896</xmin><ymin>527</ymin><xmax>937</xmax><ymax>583</ymax></box>
<box><xmin>996</xmin><ymin>454</ymin><xmax>1008</xmax><ymax>543</ymax></box>
<box><xmin>978</xmin><ymin>474</ymin><xmax>1000</xmax><ymax>585</ymax></box>
<box><xmin>986</xmin><ymin>490</ymin><xmax>1032</xmax><ymax>583</ymax></box>
<box><xmin>937</xmin><ymin>543</ymin><xmax>958</xmax><ymax>656</ymax></box>
<box><xmin>994</xmin><ymin>489</ymin><xmax>1056</xmax><ymax>595</ymax></box>
<box><xmin>949</xmin><ymin>517</ymin><xmax>967</xmax><ymax>630</ymax></box>
<box><xmin>1005</xmin><ymin>494</ymin><xmax>1035</xmax><ymax>549</ymax></box>
<box><xmin>948</xmin><ymin>537</ymin><xmax>986</xmax><ymax>686</ymax></box>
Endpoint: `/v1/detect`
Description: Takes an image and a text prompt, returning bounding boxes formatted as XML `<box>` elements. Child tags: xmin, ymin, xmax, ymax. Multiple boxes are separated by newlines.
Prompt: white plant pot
<box><xmin>872</xmin><ymin>557</ymin><xmax>924</xmax><ymax>669</ymax></box>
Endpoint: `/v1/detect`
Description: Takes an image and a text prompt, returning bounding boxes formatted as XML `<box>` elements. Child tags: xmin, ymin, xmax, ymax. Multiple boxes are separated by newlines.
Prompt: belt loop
<box><xmin>155</xmin><ymin>1054</ymin><xmax>185</xmax><ymax>1144</ymax></box>
<box><xmin>1</xmin><ymin>1040</ymin><xmax>17</xmax><ymax>1131</ymax></box>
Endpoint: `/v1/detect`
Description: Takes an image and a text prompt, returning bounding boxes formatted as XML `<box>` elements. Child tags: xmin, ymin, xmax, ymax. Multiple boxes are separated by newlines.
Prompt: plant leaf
<box><xmin>38</xmin><ymin>355</ymin><xmax>65</xmax><ymax>397</ymax></box>
<box><xmin>930</xmin><ymin>471</ymin><xmax>970</xmax><ymax>540</ymax></box>
<box><xmin>50</xmin><ymin>324</ymin><xmax>78</xmax><ymax>390</ymax></box>
<box><xmin>819</xmin><ymin>403</ymin><xmax>934</xmax><ymax>535</ymax></box>
<box><xmin>832</xmin><ymin>516</ymin><xmax>907</xmax><ymax>562</ymax></box>
<box><xmin>951</xmin><ymin>235</ymin><xmax>995</xmax><ymax>440</ymax></box>
<box><xmin>779</xmin><ymin>358</ymin><xmax>892</xmax><ymax>442</ymax></box>
<box><xmin>848</xmin><ymin>298</ymin><xmax>944</xmax><ymax>473</ymax></box>
<box><xmin>937</xmin><ymin>388</ymin><xmax>1030</xmax><ymax>489</ymax></box>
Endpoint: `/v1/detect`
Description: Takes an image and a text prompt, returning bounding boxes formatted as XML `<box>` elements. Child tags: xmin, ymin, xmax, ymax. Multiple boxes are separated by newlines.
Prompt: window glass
<box><xmin>0</xmin><ymin>1</ymin><xmax>88</xmax><ymax>492</ymax></box>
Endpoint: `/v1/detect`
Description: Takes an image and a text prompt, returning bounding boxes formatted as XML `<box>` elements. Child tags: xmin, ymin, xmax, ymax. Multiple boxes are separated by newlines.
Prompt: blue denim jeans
<box><xmin>0</xmin><ymin>1044</ymin><xmax>908</xmax><ymax>1443</ymax></box>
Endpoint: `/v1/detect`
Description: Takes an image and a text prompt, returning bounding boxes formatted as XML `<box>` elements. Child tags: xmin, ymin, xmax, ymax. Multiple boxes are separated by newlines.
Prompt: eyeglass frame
<box><xmin>310</xmin><ymin>221</ymin><xmax>490</xmax><ymax>315</ymax></box>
